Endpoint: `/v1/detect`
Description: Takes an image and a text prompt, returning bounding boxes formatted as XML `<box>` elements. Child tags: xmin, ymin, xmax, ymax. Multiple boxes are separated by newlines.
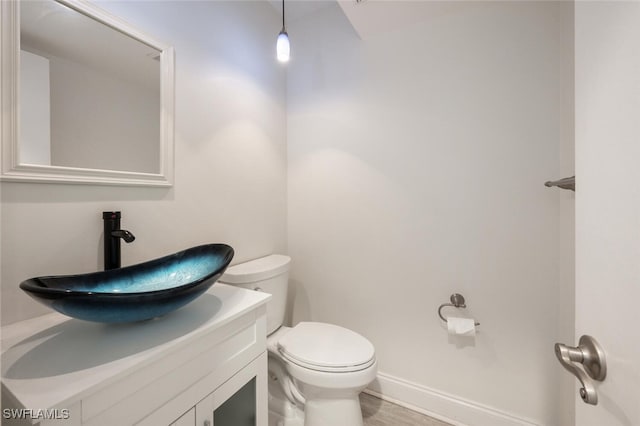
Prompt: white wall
<box><xmin>1</xmin><ymin>1</ymin><xmax>286</xmax><ymax>325</ymax></box>
<box><xmin>19</xmin><ymin>50</ymin><xmax>51</xmax><ymax>166</ymax></box>
<box><xmin>18</xmin><ymin>46</ymin><xmax>160</xmax><ymax>172</ymax></box>
<box><xmin>48</xmin><ymin>54</ymin><xmax>160</xmax><ymax>173</ymax></box>
<box><xmin>286</xmin><ymin>2</ymin><xmax>573</xmax><ymax>425</ymax></box>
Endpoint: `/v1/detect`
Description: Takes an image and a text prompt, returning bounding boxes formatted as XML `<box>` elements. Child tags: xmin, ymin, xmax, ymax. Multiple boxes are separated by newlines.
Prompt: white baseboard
<box><xmin>365</xmin><ymin>372</ymin><xmax>541</xmax><ymax>426</ymax></box>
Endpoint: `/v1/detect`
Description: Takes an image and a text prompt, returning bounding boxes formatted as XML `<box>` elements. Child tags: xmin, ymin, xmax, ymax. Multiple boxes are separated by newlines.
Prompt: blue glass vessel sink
<box><xmin>19</xmin><ymin>244</ymin><xmax>234</xmax><ymax>323</ymax></box>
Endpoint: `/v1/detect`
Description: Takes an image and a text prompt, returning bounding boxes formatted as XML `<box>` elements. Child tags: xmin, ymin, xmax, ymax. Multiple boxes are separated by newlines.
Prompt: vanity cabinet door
<box><xmin>195</xmin><ymin>352</ymin><xmax>267</xmax><ymax>426</ymax></box>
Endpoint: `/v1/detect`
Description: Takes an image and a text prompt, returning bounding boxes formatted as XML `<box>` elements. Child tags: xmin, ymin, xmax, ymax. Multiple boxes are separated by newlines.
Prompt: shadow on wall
<box><xmin>287</xmin><ymin>278</ymin><xmax>311</xmax><ymax>326</ymax></box>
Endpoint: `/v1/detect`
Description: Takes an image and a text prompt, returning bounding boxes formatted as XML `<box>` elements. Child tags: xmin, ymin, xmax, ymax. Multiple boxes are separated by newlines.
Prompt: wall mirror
<box><xmin>0</xmin><ymin>0</ymin><xmax>174</xmax><ymax>186</ymax></box>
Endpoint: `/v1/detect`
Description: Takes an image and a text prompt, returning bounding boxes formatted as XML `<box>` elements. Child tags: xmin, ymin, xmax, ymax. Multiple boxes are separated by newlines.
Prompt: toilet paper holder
<box><xmin>438</xmin><ymin>293</ymin><xmax>480</xmax><ymax>326</ymax></box>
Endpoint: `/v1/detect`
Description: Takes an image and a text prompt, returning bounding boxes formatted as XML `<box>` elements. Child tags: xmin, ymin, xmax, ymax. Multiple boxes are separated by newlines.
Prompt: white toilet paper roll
<box><xmin>447</xmin><ymin>316</ymin><xmax>476</xmax><ymax>337</ymax></box>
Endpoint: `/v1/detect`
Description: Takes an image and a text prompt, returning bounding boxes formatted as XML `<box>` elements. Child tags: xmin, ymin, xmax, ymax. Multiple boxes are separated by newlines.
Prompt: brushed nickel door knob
<box><xmin>555</xmin><ymin>335</ymin><xmax>606</xmax><ymax>405</ymax></box>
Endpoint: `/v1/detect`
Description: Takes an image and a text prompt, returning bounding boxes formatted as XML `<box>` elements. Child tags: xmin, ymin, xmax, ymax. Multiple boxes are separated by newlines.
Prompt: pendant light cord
<box><xmin>282</xmin><ymin>0</ymin><xmax>286</xmax><ymax>31</ymax></box>
<box><xmin>276</xmin><ymin>0</ymin><xmax>290</xmax><ymax>62</ymax></box>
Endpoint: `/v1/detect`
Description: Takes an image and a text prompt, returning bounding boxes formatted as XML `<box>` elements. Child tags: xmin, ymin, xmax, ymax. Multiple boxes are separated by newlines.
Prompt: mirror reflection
<box><xmin>20</xmin><ymin>0</ymin><xmax>161</xmax><ymax>174</ymax></box>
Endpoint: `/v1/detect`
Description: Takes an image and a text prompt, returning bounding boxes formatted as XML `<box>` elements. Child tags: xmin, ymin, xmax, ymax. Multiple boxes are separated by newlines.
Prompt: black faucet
<box><xmin>103</xmin><ymin>211</ymin><xmax>135</xmax><ymax>270</ymax></box>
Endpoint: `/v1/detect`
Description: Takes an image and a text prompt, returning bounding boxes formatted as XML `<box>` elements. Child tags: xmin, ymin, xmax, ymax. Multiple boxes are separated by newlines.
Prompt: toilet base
<box><xmin>268</xmin><ymin>390</ymin><xmax>363</xmax><ymax>426</ymax></box>
<box><xmin>268</xmin><ymin>371</ymin><xmax>365</xmax><ymax>426</ymax></box>
<box><xmin>268</xmin><ymin>410</ymin><xmax>304</xmax><ymax>426</ymax></box>
<box><xmin>268</xmin><ymin>371</ymin><xmax>304</xmax><ymax>426</ymax></box>
<box><xmin>266</xmin><ymin>331</ymin><xmax>375</xmax><ymax>426</ymax></box>
<box><xmin>303</xmin><ymin>396</ymin><xmax>364</xmax><ymax>426</ymax></box>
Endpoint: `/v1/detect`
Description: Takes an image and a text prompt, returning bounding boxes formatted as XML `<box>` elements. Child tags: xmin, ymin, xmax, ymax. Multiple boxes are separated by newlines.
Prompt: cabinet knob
<box><xmin>204</xmin><ymin>420</ymin><xmax>211</xmax><ymax>426</ymax></box>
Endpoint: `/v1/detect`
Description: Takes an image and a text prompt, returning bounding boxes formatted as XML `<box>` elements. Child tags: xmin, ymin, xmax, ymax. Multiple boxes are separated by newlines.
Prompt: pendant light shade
<box><xmin>277</xmin><ymin>30</ymin><xmax>290</xmax><ymax>62</ymax></box>
<box><xmin>277</xmin><ymin>0</ymin><xmax>290</xmax><ymax>62</ymax></box>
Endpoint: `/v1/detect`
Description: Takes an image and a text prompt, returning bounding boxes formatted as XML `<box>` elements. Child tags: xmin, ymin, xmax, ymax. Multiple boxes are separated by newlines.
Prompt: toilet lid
<box><xmin>277</xmin><ymin>322</ymin><xmax>375</xmax><ymax>372</ymax></box>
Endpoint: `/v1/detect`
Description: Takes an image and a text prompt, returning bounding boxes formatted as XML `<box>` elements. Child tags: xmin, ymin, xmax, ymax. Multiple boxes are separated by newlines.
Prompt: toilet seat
<box><xmin>276</xmin><ymin>322</ymin><xmax>375</xmax><ymax>373</ymax></box>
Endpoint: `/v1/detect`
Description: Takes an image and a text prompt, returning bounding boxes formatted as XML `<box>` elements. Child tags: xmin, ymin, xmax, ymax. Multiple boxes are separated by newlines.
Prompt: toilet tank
<box><xmin>219</xmin><ymin>254</ymin><xmax>291</xmax><ymax>335</ymax></box>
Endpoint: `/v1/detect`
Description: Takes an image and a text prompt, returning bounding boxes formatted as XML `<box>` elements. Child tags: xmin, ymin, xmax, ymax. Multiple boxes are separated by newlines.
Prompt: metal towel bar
<box><xmin>545</xmin><ymin>176</ymin><xmax>575</xmax><ymax>191</ymax></box>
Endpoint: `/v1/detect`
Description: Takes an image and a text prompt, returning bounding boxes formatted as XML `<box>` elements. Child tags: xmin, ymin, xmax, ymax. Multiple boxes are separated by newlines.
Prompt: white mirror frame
<box><xmin>0</xmin><ymin>0</ymin><xmax>174</xmax><ymax>187</ymax></box>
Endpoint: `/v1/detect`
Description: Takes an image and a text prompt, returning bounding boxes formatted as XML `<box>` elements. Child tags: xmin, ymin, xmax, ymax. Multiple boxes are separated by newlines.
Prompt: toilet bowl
<box><xmin>219</xmin><ymin>255</ymin><xmax>377</xmax><ymax>426</ymax></box>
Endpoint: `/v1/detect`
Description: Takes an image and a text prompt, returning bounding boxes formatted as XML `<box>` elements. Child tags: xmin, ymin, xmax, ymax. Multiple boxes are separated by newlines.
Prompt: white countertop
<box><xmin>1</xmin><ymin>283</ymin><xmax>270</xmax><ymax>413</ymax></box>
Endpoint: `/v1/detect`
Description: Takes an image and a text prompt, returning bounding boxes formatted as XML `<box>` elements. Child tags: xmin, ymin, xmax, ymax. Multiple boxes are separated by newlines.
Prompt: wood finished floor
<box><xmin>360</xmin><ymin>393</ymin><xmax>452</xmax><ymax>426</ymax></box>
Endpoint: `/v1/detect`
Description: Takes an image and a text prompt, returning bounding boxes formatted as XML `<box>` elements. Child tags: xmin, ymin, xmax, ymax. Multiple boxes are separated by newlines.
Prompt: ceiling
<box><xmin>267</xmin><ymin>0</ymin><xmax>474</xmax><ymax>41</ymax></box>
<box><xmin>266</xmin><ymin>0</ymin><xmax>337</xmax><ymax>24</ymax></box>
<box><xmin>337</xmin><ymin>1</ymin><xmax>473</xmax><ymax>40</ymax></box>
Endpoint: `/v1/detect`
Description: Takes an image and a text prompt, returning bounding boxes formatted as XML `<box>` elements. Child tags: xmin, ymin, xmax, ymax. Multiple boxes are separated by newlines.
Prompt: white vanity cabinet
<box><xmin>163</xmin><ymin>351</ymin><xmax>267</xmax><ymax>426</ymax></box>
<box><xmin>1</xmin><ymin>284</ymin><xmax>270</xmax><ymax>426</ymax></box>
<box><xmin>193</xmin><ymin>352</ymin><xmax>267</xmax><ymax>426</ymax></box>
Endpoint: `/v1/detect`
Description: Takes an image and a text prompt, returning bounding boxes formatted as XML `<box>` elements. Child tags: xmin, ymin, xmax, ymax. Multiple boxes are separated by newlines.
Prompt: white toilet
<box><xmin>219</xmin><ymin>255</ymin><xmax>377</xmax><ymax>426</ymax></box>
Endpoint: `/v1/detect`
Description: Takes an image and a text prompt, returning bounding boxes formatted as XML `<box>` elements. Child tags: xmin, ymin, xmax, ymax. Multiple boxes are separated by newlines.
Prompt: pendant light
<box><xmin>277</xmin><ymin>0</ymin><xmax>290</xmax><ymax>62</ymax></box>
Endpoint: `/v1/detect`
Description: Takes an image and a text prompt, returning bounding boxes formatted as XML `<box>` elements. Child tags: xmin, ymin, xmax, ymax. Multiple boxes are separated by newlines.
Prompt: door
<box><xmin>574</xmin><ymin>1</ymin><xmax>640</xmax><ymax>425</ymax></box>
<box><xmin>195</xmin><ymin>352</ymin><xmax>268</xmax><ymax>426</ymax></box>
